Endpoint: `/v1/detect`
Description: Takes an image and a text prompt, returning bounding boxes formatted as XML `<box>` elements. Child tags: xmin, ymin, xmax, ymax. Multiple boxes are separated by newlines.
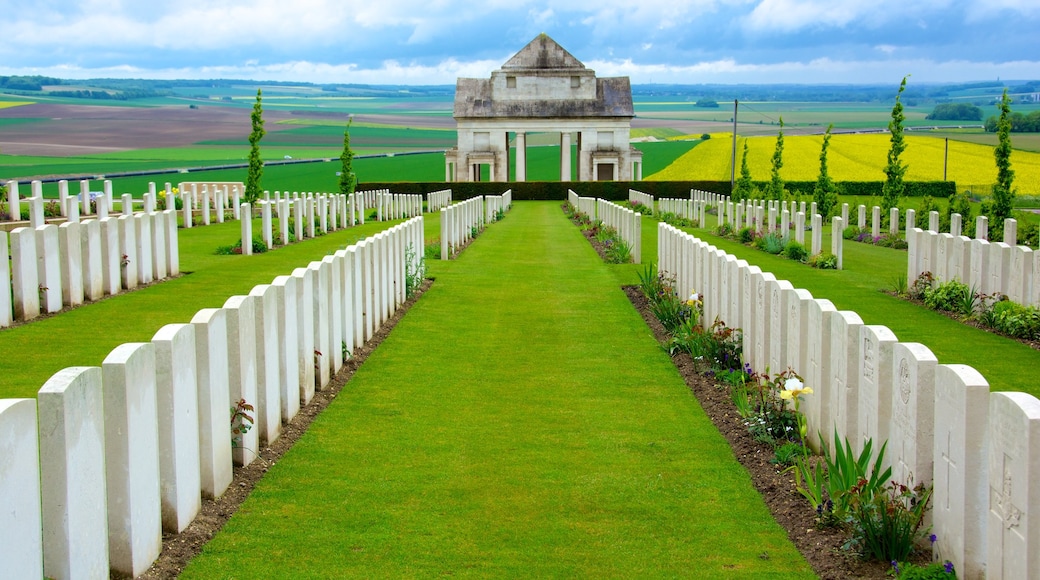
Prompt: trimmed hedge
<box><xmin>358</xmin><ymin>179</ymin><xmax>957</xmax><ymax>201</ymax></box>
<box><xmin>357</xmin><ymin>181</ymin><xmax>719</xmax><ymax>201</ymax></box>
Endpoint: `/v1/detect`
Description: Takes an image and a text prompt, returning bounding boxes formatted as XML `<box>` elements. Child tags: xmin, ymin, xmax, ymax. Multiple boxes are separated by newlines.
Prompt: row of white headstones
<box><xmin>439</xmin><ymin>191</ymin><xmax>512</xmax><ymax>260</ymax></box>
<box><xmin>568</xmin><ymin>191</ymin><xmax>643</xmax><ymax>265</ymax></box>
<box><xmin>659</xmin><ymin>221</ymin><xmax>1034</xmax><ymax>580</ymax></box>
<box><xmin>0</xmin><ymin>203</ymin><xmax>180</xmax><ymax>327</ymax></box>
<box><xmin>0</xmin><ymin>216</ymin><xmax>425</xmax><ymax>579</ymax></box>
<box><xmin>909</xmin><ymin>217</ymin><xmax>1040</xmax><ymax>307</ymax></box>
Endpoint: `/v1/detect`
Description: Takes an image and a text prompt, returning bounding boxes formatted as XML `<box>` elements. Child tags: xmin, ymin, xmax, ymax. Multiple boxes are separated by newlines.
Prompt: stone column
<box><xmin>560</xmin><ymin>132</ymin><xmax>572</xmax><ymax>181</ymax></box>
<box><xmin>516</xmin><ymin>132</ymin><xmax>527</xmax><ymax>182</ymax></box>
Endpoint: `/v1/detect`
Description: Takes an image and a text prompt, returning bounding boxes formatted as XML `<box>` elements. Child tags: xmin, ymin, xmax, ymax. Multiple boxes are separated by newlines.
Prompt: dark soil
<box><xmin>136</xmin><ymin>278</ymin><xmax>433</xmax><ymax>580</ymax></box>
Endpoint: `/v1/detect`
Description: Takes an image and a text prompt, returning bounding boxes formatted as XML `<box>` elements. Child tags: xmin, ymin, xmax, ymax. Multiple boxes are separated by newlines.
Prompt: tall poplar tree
<box><xmin>991</xmin><ymin>89</ymin><xmax>1016</xmax><ymax>227</ymax></box>
<box><xmin>245</xmin><ymin>89</ymin><xmax>265</xmax><ymax>203</ymax></box>
<box><xmin>339</xmin><ymin>118</ymin><xmax>355</xmax><ymax>195</ymax></box>
<box><xmin>881</xmin><ymin>76</ymin><xmax>909</xmax><ymax>213</ymax></box>
<box><xmin>733</xmin><ymin>140</ymin><xmax>753</xmax><ymax>201</ymax></box>
<box><xmin>814</xmin><ymin>124</ymin><xmax>839</xmax><ymax>218</ymax></box>
<box><xmin>767</xmin><ymin>117</ymin><xmax>785</xmax><ymax>200</ymax></box>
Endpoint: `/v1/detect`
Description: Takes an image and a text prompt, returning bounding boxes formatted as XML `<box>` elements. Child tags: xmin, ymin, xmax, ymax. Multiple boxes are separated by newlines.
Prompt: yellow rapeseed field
<box><xmin>0</xmin><ymin>101</ymin><xmax>31</xmax><ymax>109</ymax></box>
<box><xmin>649</xmin><ymin>133</ymin><xmax>1040</xmax><ymax>194</ymax></box>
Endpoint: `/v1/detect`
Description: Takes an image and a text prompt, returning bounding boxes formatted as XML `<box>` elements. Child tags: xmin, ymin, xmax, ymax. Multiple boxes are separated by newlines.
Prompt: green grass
<box><xmin>652</xmin><ymin>214</ymin><xmax>1039</xmax><ymax>396</ymax></box>
<box><xmin>180</xmin><ymin>202</ymin><xmax>812</xmax><ymax>578</ymax></box>
<box><xmin>199</xmin><ymin>124</ymin><xmax>457</xmax><ymax>149</ymax></box>
<box><xmin>0</xmin><ymin>216</ymin><xmax>422</xmax><ymax>400</ymax></box>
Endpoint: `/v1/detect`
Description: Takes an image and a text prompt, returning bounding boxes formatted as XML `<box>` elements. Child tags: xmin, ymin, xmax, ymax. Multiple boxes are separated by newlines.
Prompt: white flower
<box><xmin>781</xmin><ymin>377</ymin><xmax>812</xmax><ymax>400</ymax></box>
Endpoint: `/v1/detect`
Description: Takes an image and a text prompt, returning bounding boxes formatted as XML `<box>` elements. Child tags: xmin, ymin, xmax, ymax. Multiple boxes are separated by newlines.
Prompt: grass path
<box><xmin>181</xmin><ymin>202</ymin><xmax>813</xmax><ymax>578</ymax></box>
<box><xmin>631</xmin><ymin>215</ymin><xmax>1040</xmax><ymax>396</ymax></box>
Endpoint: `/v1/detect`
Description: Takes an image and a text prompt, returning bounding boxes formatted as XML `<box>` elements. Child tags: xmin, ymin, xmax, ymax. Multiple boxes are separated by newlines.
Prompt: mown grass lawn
<box><xmin>180</xmin><ymin>202</ymin><xmax>812</xmax><ymax>578</ymax></box>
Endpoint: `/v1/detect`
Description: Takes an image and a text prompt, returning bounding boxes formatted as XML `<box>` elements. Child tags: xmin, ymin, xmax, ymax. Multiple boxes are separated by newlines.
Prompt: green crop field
<box><xmin>649</xmin><ymin>133</ymin><xmax>1040</xmax><ymax>194</ymax></box>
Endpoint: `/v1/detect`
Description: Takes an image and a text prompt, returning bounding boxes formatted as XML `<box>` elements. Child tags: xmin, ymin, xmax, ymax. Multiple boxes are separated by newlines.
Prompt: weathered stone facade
<box><xmin>446</xmin><ymin>34</ymin><xmax>642</xmax><ymax>183</ymax></box>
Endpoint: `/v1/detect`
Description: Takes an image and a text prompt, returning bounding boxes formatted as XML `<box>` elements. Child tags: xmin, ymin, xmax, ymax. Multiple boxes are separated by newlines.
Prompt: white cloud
<box><xmin>743</xmin><ymin>0</ymin><xmax>952</xmax><ymax>32</ymax></box>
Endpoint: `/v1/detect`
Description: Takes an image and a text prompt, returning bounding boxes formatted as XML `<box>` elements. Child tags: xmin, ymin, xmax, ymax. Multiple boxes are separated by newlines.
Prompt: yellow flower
<box><xmin>780</xmin><ymin>377</ymin><xmax>812</xmax><ymax>399</ymax></box>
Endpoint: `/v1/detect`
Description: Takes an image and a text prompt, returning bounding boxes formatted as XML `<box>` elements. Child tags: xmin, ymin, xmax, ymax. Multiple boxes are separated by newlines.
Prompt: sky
<box><xmin>0</xmin><ymin>0</ymin><xmax>1038</xmax><ymax>85</ymax></box>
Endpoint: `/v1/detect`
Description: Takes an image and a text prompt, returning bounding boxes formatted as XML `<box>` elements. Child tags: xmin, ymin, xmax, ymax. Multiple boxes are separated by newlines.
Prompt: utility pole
<box><xmin>730</xmin><ymin>99</ymin><xmax>738</xmax><ymax>193</ymax></box>
<box><xmin>944</xmin><ymin>137</ymin><xmax>949</xmax><ymax>181</ymax></box>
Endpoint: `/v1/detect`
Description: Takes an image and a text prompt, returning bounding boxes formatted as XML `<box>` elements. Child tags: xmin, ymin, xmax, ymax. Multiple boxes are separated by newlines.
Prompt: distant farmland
<box><xmin>649</xmin><ymin>133</ymin><xmax>1040</xmax><ymax>195</ymax></box>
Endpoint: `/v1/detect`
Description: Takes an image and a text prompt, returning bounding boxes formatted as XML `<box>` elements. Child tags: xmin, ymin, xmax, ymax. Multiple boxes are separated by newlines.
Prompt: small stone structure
<box><xmin>446</xmin><ymin>34</ymin><xmax>642</xmax><ymax>183</ymax></box>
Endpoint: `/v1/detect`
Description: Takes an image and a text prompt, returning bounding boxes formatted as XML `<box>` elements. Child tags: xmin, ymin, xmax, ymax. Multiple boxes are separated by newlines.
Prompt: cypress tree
<box><xmin>991</xmin><ymin>88</ymin><xmax>1016</xmax><ymax>226</ymax></box>
<box><xmin>339</xmin><ymin>118</ymin><xmax>355</xmax><ymax>195</ymax></box>
<box><xmin>733</xmin><ymin>140</ymin><xmax>753</xmax><ymax>201</ymax></box>
<box><xmin>881</xmin><ymin>76</ymin><xmax>909</xmax><ymax>213</ymax></box>
<box><xmin>814</xmin><ymin>124</ymin><xmax>839</xmax><ymax>218</ymax></box>
<box><xmin>245</xmin><ymin>89</ymin><xmax>265</xmax><ymax>203</ymax></box>
<box><xmin>767</xmin><ymin>118</ymin><xmax>785</xmax><ymax>200</ymax></box>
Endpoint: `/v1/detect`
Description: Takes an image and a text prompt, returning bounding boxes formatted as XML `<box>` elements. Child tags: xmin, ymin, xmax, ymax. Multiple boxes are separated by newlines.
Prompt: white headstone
<box><xmin>241</xmin><ymin>203</ymin><xmax>253</xmax><ymax>256</ymax></box>
<box><xmin>151</xmin><ymin>212</ymin><xmax>168</xmax><ymax>280</ymax></box>
<box><xmin>824</xmin><ymin>310</ymin><xmax>864</xmax><ymax>450</ymax></box>
<box><xmin>768</xmin><ymin>279</ymin><xmax>794</xmax><ymax>375</ymax></box>
<box><xmin>1004</xmin><ymin>218</ymin><xmax>1018</xmax><ymax>246</ymax></box>
<box><xmin>118</xmin><ymin>215</ymin><xmax>138</xmax><ymax>290</ymax></box>
<box><xmin>6</xmin><ymin>180</ymin><xmax>20</xmax><ymax>221</ymax></box>
<box><xmin>932</xmin><ymin>364</ymin><xmax>989</xmax><ymax>580</ymax></box>
<box><xmin>188</xmin><ymin>309</ymin><xmax>233</xmax><ymax>499</ymax></box>
<box><xmin>291</xmin><ymin>267</ymin><xmax>316</xmax><ymax>405</ymax></box>
<box><xmin>165</xmin><ymin>210</ymin><xmax>179</xmax><ymax>276</ymax></box>
<box><xmin>38</xmin><ymin>366</ymin><xmax>109</xmax><ymax>580</ymax></box>
<box><xmin>856</xmin><ymin>325</ymin><xmax>899</xmax><ymax>456</ymax></box>
<box><xmin>134</xmin><ymin>213</ymin><xmax>154</xmax><ymax>285</ymax></box>
<box><xmin>99</xmin><ymin>217</ymin><xmax>122</xmax><ymax>296</ymax></box>
<box><xmin>102</xmin><ymin>343</ymin><xmax>162</xmax><ymax>577</ymax></box>
<box><xmin>248</xmin><ymin>285</ymin><xmax>282</xmax><ymax>445</ymax></box>
<box><xmin>888</xmin><ymin>342</ymin><xmax>938</xmax><ymax>487</ymax></box>
<box><xmin>324</xmin><ymin>254</ymin><xmax>344</xmax><ymax>373</ymax></box>
<box><xmin>36</xmin><ymin>225</ymin><xmax>63</xmax><ymax>313</ymax></box>
<box><xmin>832</xmin><ymin>216</ymin><xmax>844</xmax><ymax>270</ymax></box>
<box><xmin>152</xmin><ymin>324</ymin><xmax>202</xmax><ymax>533</ymax></box>
<box><xmin>0</xmin><ymin>232</ymin><xmax>10</xmax><ymax>326</ymax></box>
<box><xmin>261</xmin><ymin>200</ymin><xmax>273</xmax><ymax>250</ymax></box>
<box><xmin>223</xmin><ymin>295</ymin><xmax>259</xmax><ymax>466</ymax></box>
<box><xmin>10</xmin><ymin>227</ymin><xmax>41</xmax><ymax>320</ymax></box>
<box><xmin>271</xmin><ymin>276</ymin><xmax>301</xmax><ymax>422</ymax></box>
<box><xmin>0</xmin><ymin>398</ymin><xmax>44</xmax><ymax>578</ymax></box>
<box><xmin>81</xmin><ymin>219</ymin><xmax>104</xmax><ymax>301</ymax></box>
<box><xmin>987</xmin><ymin>392</ymin><xmax>1040</xmax><ymax>580</ymax></box>
<box><xmin>970</xmin><ymin>239</ymin><xmax>991</xmax><ymax>296</ymax></box>
<box><xmin>348</xmin><ymin>246</ymin><xmax>365</xmax><ymax>349</ymax></box>
<box><xmin>309</xmin><ymin>261</ymin><xmax>332</xmax><ymax>389</ymax></box>
<box><xmin>805</xmin><ymin>298</ymin><xmax>836</xmax><ymax>451</ymax></box>
<box><xmin>58</xmin><ymin>221</ymin><xmax>84</xmax><ymax>307</ymax></box>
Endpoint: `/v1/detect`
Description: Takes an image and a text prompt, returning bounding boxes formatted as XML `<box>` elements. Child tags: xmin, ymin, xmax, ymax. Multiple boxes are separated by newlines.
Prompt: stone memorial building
<box><xmin>446</xmin><ymin>34</ymin><xmax>643</xmax><ymax>183</ymax></box>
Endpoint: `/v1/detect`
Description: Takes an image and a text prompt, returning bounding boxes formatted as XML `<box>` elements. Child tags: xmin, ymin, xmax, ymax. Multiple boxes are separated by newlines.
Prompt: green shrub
<box><xmin>784</xmin><ymin>240</ymin><xmax>808</xmax><ymax>262</ymax></box>
<box><xmin>808</xmin><ymin>252</ymin><xmax>838</xmax><ymax>269</ymax></box>
<box><xmin>989</xmin><ymin>300</ymin><xmax>1040</xmax><ymax>340</ymax></box>
<box><xmin>760</xmin><ymin>233</ymin><xmax>785</xmax><ymax>255</ymax></box>
<box><xmin>923</xmin><ymin>279</ymin><xmax>971</xmax><ymax>312</ymax></box>
<box><xmin>738</xmin><ymin>226</ymin><xmax>755</xmax><ymax>244</ymax></box>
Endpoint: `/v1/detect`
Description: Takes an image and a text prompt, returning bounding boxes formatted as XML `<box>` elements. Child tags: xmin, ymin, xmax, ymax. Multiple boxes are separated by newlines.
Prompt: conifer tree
<box><xmin>881</xmin><ymin>77</ymin><xmax>909</xmax><ymax>213</ymax></box>
<box><xmin>245</xmin><ymin>89</ymin><xmax>265</xmax><ymax>203</ymax></box>
<box><xmin>991</xmin><ymin>88</ymin><xmax>1016</xmax><ymax>227</ymax></box>
<box><xmin>733</xmin><ymin>140</ymin><xmax>753</xmax><ymax>201</ymax></box>
<box><xmin>767</xmin><ymin>117</ymin><xmax>785</xmax><ymax>200</ymax></box>
<box><xmin>339</xmin><ymin>118</ymin><xmax>355</xmax><ymax>195</ymax></box>
<box><xmin>814</xmin><ymin>124</ymin><xmax>839</xmax><ymax>218</ymax></box>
